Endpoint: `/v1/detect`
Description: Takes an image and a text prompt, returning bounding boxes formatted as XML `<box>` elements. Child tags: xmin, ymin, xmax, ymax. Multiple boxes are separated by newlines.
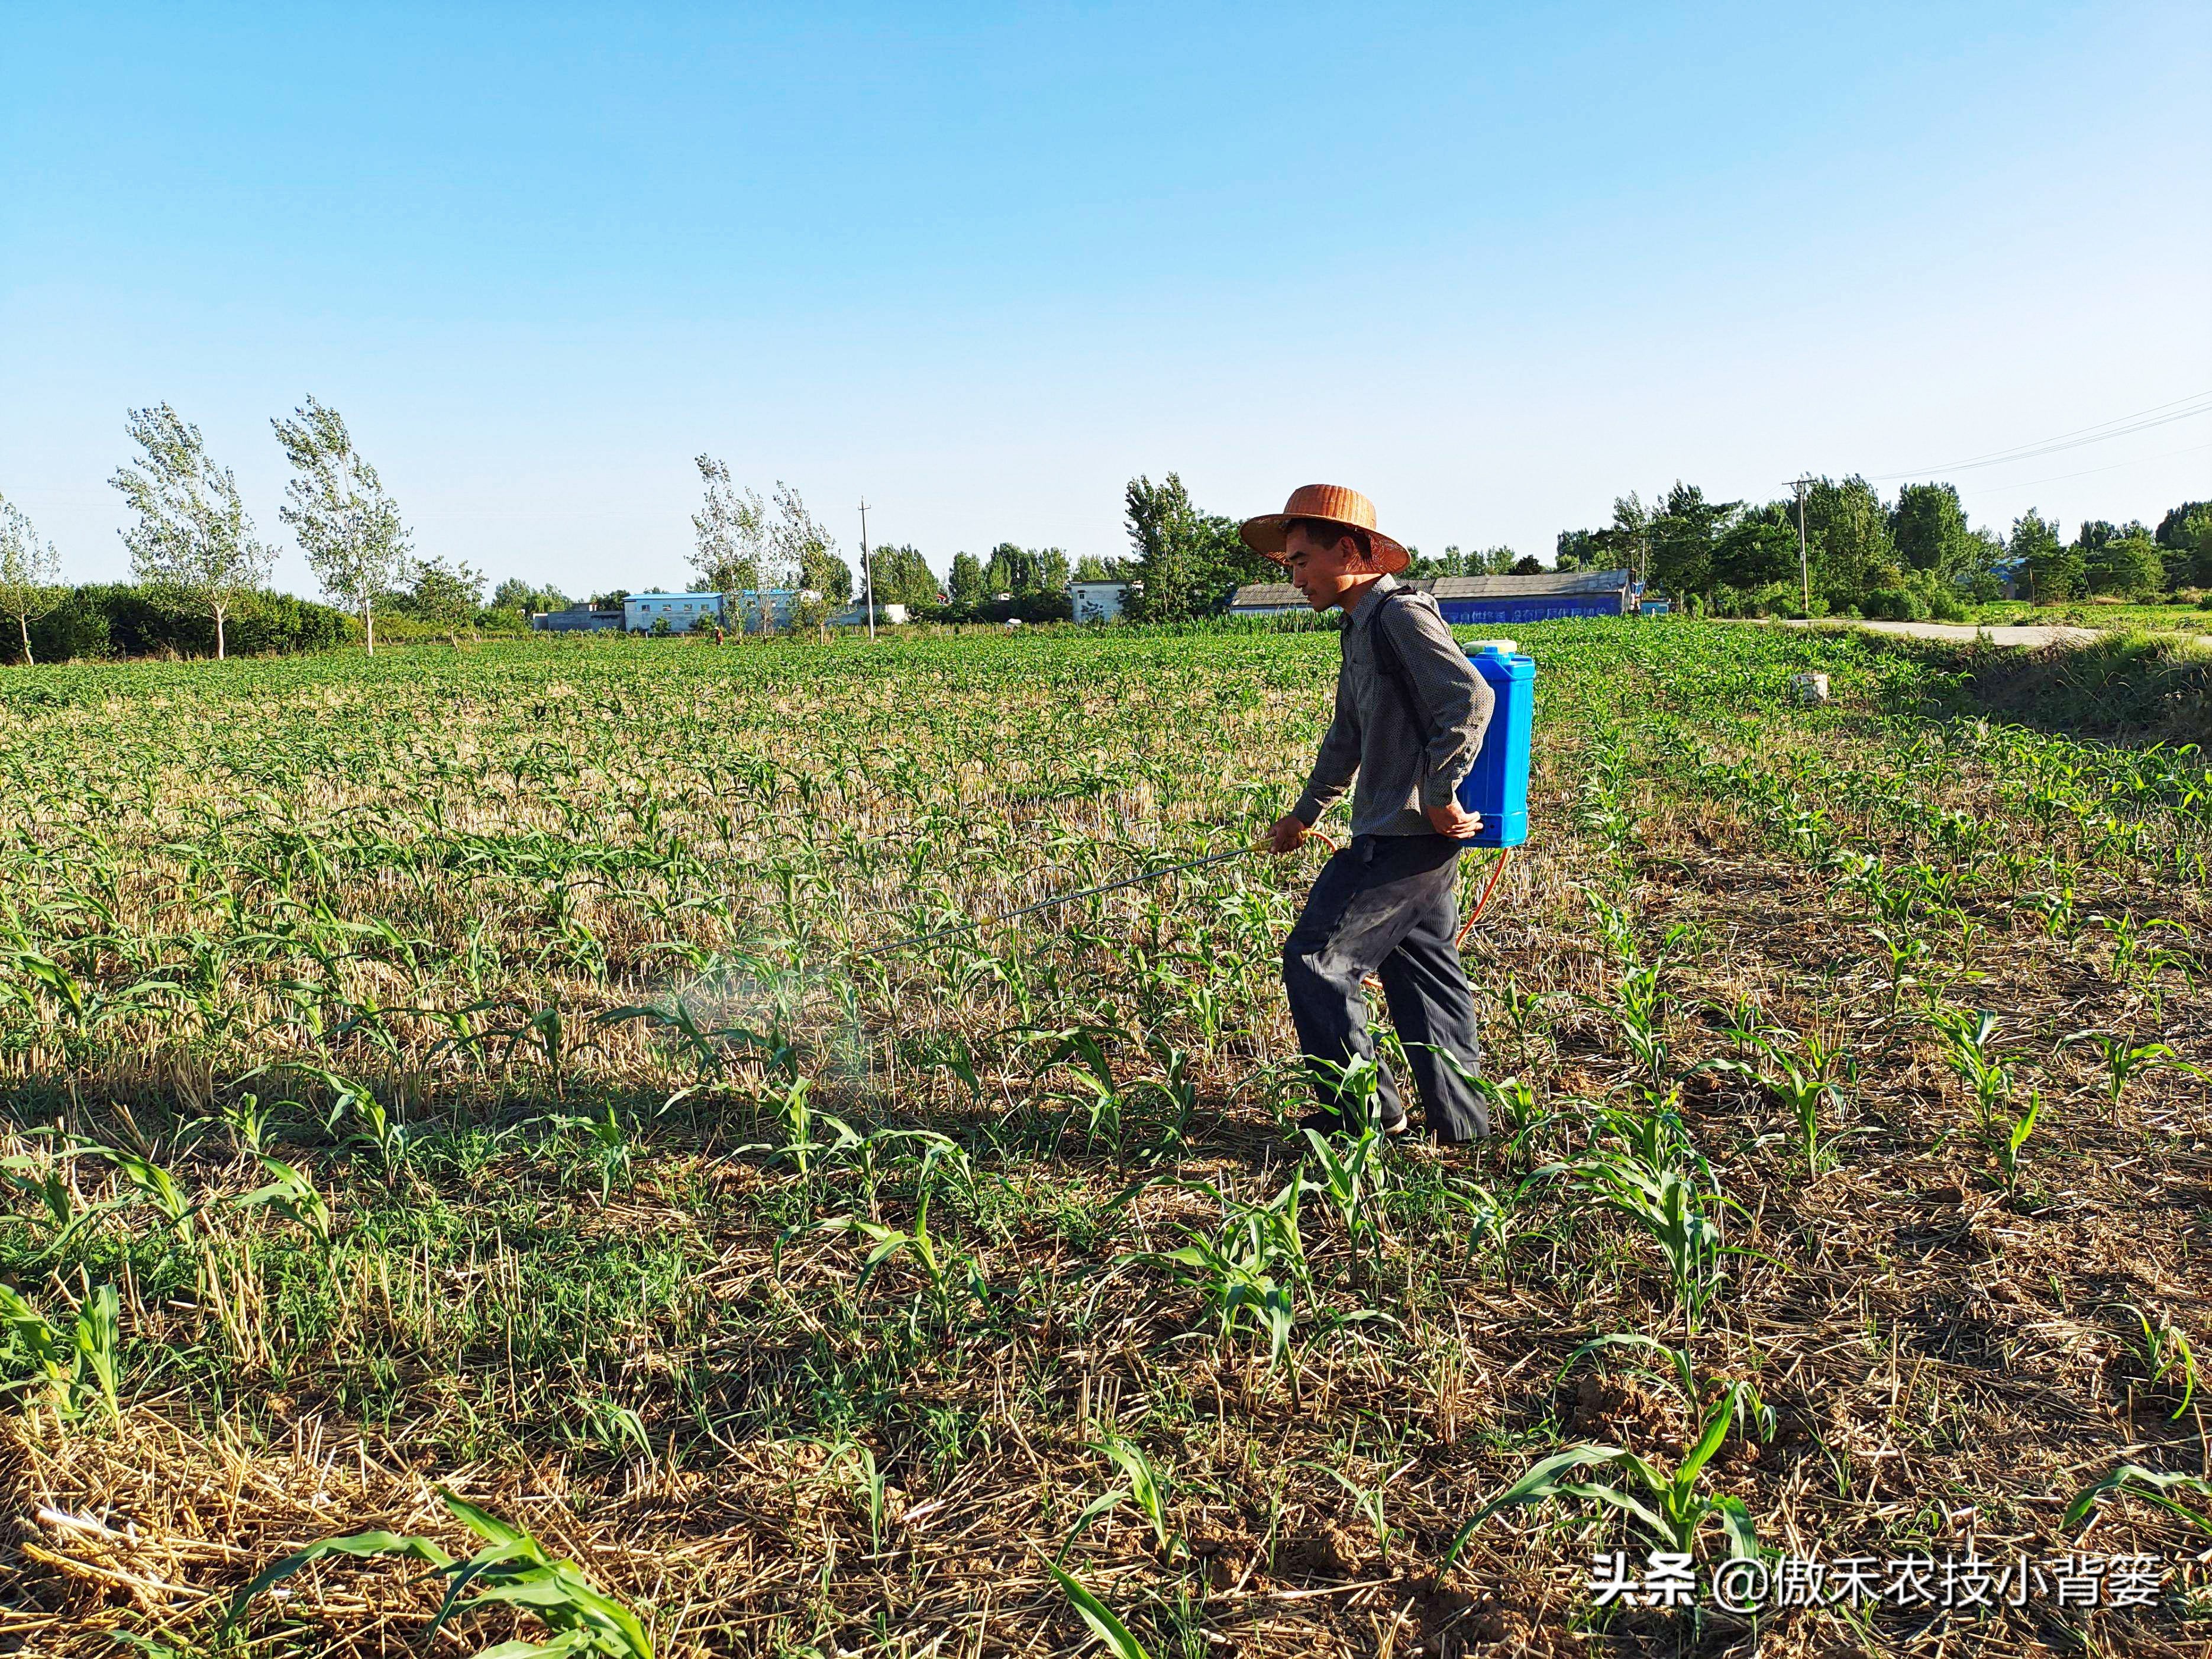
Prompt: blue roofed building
<box><xmin>1228</xmin><ymin>569</ymin><xmax>1638</xmax><ymax>623</ymax></box>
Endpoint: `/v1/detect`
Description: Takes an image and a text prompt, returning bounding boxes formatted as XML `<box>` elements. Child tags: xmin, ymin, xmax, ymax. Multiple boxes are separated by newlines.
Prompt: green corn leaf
<box><xmin>222</xmin><ymin>1530</ymin><xmax>456</xmax><ymax>1638</ymax></box>
<box><xmin>1445</xmin><ymin>1445</ymin><xmax>1637</xmax><ymax>1568</ymax></box>
<box><xmin>1058</xmin><ymin>1486</ymin><xmax>1133</xmax><ymax>1564</ymax></box>
<box><xmin>1713</xmin><ymin>1494</ymin><xmax>1761</xmax><ymax>1563</ymax></box>
<box><xmin>2063</xmin><ymin>1464</ymin><xmax>2212</xmax><ymax>1531</ymax></box>
<box><xmin>1550</xmin><ymin>1479</ymin><xmax>1676</xmax><ymax>1549</ymax></box>
<box><xmin>1675</xmin><ymin>1383</ymin><xmax>1740</xmax><ymax>1490</ymax></box>
<box><xmin>1045</xmin><ymin>1559</ymin><xmax>1153</xmax><ymax>1659</ymax></box>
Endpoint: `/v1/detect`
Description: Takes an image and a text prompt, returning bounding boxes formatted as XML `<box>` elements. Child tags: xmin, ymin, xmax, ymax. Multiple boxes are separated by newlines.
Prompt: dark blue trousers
<box><xmin>1282</xmin><ymin>834</ymin><xmax>1489</xmax><ymax>1142</ymax></box>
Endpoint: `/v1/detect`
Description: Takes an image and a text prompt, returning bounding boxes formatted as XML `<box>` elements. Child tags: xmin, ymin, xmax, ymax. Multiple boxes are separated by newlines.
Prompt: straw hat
<box><xmin>1238</xmin><ymin>483</ymin><xmax>1409</xmax><ymax>576</ymax></box>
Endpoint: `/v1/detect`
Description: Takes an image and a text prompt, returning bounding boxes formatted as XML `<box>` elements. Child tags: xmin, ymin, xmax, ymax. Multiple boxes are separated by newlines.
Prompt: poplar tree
<box><xmin>771</xmin><ymin>482</ymin><xmax>852</xmax><ymax>608</ymax></box>
<box><xmin>111</xmin><ymin>404</ymin><xmax>273</xmax><ymax>660</ymax></box>
<box><xmin>0</xmin><ymin>493</ymin><xmax>63</xmax><ymax>665</ymax></box>
<box><xmin>691</xmin><ymin>456</ymin><xmax>766</xmax><ymax>619</ymax></box>
<box><xmin>272</xmin><ymin>396</ymin><xmax>412</xmax><ymax>654</ymax></box>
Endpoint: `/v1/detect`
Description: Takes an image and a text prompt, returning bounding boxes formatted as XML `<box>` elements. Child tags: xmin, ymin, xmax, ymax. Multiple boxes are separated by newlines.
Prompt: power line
<box><xmin>1958</xmin><ymin>438</ymin><xmax>2212</xmax><ymax>499</ymax></box>
<box><xmin>1861</xmin><ymin>387</ymin><xmax>2212</xmax><ymax>482</ymax></box>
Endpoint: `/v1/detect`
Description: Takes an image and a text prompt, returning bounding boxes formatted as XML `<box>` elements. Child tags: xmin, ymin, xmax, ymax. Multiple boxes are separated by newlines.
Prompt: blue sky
<box><xmin>4</xmin><ymin>2</ymin><xmax>2207</xmax><ymax>598</ymax></box>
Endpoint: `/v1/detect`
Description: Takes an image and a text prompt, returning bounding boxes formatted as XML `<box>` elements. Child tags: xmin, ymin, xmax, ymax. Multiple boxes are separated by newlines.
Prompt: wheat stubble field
<box><xmin>1</xmin><ymin>619</ymin><xmax>2207</xmax><ymax>1657</ymax></box>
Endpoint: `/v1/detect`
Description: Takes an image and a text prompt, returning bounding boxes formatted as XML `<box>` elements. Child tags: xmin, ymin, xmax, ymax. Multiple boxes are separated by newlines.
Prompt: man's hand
<box><xmin>1426</xmin><ymin>801</ymin><xmax>1484</xmax><ymax>840</ymax></box>
<box><xmin>1267</xmin><ymin>813</ymin><xmax>1309</xmax><ymax>856</ymax></box>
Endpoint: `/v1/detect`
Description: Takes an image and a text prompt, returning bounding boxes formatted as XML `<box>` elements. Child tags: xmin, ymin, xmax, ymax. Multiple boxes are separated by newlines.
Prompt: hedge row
<box><xmin>4</xmin><ymin>585</ymin><xmax>356</xmax><ymax>663</ymax></box>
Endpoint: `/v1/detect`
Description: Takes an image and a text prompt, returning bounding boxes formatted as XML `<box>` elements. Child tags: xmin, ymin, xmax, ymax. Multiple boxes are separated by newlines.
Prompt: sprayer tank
<box><xmin>1455</xmin><ymin>643</ymin><xmax>1534</xmax><ymax>848</ymax></box>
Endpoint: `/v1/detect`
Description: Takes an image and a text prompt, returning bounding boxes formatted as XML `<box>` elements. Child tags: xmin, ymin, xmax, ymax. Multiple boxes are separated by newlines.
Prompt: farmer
<box><xmin>1248</xmin><ymin>485</ymin><xmax>1494</xmax><ymax>1144</ymax></box>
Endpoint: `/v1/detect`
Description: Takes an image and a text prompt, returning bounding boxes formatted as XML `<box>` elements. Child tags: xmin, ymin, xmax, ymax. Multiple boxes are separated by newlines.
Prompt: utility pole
<box><xmin>1791</xmin><ymin>476</ymin><xmax>1814</xmax><ymax>617</ymax></box>
<box><xmin>858</xmin><ymin>498</ymin><xmax>876</xmax><ymax>642</ymax></box>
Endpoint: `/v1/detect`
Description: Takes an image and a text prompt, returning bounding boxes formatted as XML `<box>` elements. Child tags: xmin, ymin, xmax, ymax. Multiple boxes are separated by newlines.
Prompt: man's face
<box><xmin>1283</xmin><ymin>524</ymin><xmax>1366</xmax><ymax>611</ymax></box>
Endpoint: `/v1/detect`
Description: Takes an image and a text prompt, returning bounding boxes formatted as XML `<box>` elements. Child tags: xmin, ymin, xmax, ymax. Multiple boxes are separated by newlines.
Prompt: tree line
<box><xmin>0</xmin><ymin>398</ymin><xmax>569</xmax><ymax>664</ymax></box>
<box><xmin>8</xmin><ymin>410</ymin><xmax>2205</xmax><ymax>663</ymax></box>
<box><xmin>1555</xmin><ymin>477</ymin><xmax>2212</xmax><ymax>620</ymax></box>
<box><xmin>682</xmin><ymin>457</ymin><xmax>1135</xmax><ymax>625</ymax></box>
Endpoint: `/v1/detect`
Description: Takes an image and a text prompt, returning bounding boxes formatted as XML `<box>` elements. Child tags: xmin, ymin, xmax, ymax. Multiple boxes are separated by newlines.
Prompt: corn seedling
<box><xmin>792</xmin><ymin>1142</ymin><xmax>976</xmax><ymax>1313</ymax></box>
<box><xmin>224</xmin><ymin>1486</ymin><xmax>655</xmax><ymax>1657</ymax></box>
<box><xmin>1708</xmin><ymin>1030</ymin><xmax>1850</xmax><ymax>1172</ymax></box>
<box><xmin>1299</xmin><ymin>1121</ymin><xmax>1388</xmax><ymax>1270</ymax></box>
<box><xmin>1126</xmin><ymin>1177</ymin><xmax>1309</xmax><ymax>1367</ymax></box>
<box><xmin>1993</xmin><ymin>1089</ymin><xmax>2040</xmax><ymax>1190</ymax></box>
<box><xmin>1928</xmin><ymin>1006</ymin><xmax>2010</xmax><ymax>1129</ymax></box>
<box><xmin>301</xmin><ymin>1069</ymin><xmax>411</xmax><ymax>1174</ymax></box>
<box><xmin>2062</xmin><ymin>1028</ymin><xmax>2176</xmax><ymax>1115</ymax></box>
<box><xmin>2062</xmin><ymin>1464</ymin><xmax>2212</xmax><ymax>1534</ymax></box>
<box><xmin>548</xmin><ymin>1102</ymin><xmax>637</xmax><ymax>1200</ymax></box>
<box><xmin>1297</xmin><ymin>1459</ymin><xmax>1403</xmax><ymax>1566</ymax></box>
<box><xmin>1557</xmin><ymin>1332</ymin><xmax>1777</xmax><ymax>1445</ymax></box>
<box><xmin>0</xmin><ymin>1279</ymin><xmax>121</xmax><ymax>1421</ymax></box>
<box><xmin>217</xmin><ymin>1090</ymin><xmax>274</xmax><ymax>1154</ymax></box>
<box><xmin>1063</xmin><ymin>1434</ymin><xmax>1177</xmax><ymax>1560</ymax></box>
<box><xmin>2104</xmin><ymin>1303</ymin><xmax>2199</xmax><ymax>1419</ymax></box>
<box><xmin>1</xmin><ymin>1152</ymin><xmax>122</xmax><ymax>1263</ymax></box>
<box><xmin>1449</xmin><ymin>1380</ymin><xmax>1762</xmax><ymax>1566</ymax></box>
<box><xmin>233</xmin><ymin>1154</ymin><xmax>334</xmax><ymax>1245</ymax></box>
<box><xmin>80</xmin><ymin>1140</ymin><xmax>199</xmax><ymax>1247</ymax></box>
<box><xmin>1044</xmin><ymin>1558</ymin><xmax>1153</xmax><ymax>1659</ymax></box>
<box><xmin>1578</xmin><ymin>1150</ymin><xmax>1731</xmax><ymax>1334</ymax></box>
<box><xmin>825</xmin><ymin>1437</ymin><xmax>888</xmax><ymax>1551</ymax></box>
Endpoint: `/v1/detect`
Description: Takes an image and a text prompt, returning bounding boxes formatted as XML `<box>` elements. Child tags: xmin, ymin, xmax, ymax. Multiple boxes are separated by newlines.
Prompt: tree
<box><xmin>402</xmin><ymin>553</ymin><xmax>485</xmax><ymax>623</ymax></box>
<box><xmin>0</xmin><ymin>494</ymin><xmax>63</xmax><ymax>665</ymax></box>
<box><xmin>1956</xmin><ymin>527</ymin><xmax>2010</xmax><ymax>601</ymax></box>
<box><xmin>1798</xmin><ymin>476</ymin><xmax>1897</xmax><ymax>609</ymax></box>
<box><xmin>1645</xmin><ymin>483</ymin><xmax>1740</xmax><ymax>602</ymax></box>
<box><xmin>1554</xmin><ymin>528</ymin><xmax>1597</xmax><ymax>570</ymax></box>
<box><xmin>1509</xmin><ymin>554</ymin><xmax>1544</xmax><ymax>575</ymax></box>
<box><xmin>1891</xmin><ymin>483</ymin><xmax>1976</xmax><ymax>579</ymax></box>
<box><xmin>690</xmin><ymin>456</ymin><xmax>766</xmax><ymax>607</ymax></box>
<box><xmin>1123</xmin><ymin>473</ymin><xmax>1264</xmax><ymax>621</ymax></box>
<box><xmin>270</xmin><ymin>397</ymin><xmax>412</xmax><ymax>654</ymax></box>
<box><xmin>1072</xmin><ymin>554</ymin><xmax>1128</xmax><ymax>583</ymax></box>
<box><xmin>1587</xmin><ymin>494</ymin><xmax>1651</xmax><ymax>583</ymax></box>
<box><xmin>2011</xmin><ymin>509</ymin><xmax>2081</xmax><ymax>602</ymax></box>
<box><xmin>2154</xmin><ymin>500</ymin><xmax>2211</xmax><ymax>552</ymax></box>
<box><xmin>2074</xmin><ymin>519</ymin><xmax>2121</xmax><ymax>554</ymax></box>
<box><xmin>492</xmin><ymin>578</ymin><xmax>570</xmax><ymax>614</ymax></box>
<box><xmin>2084</xmin><ymin>532</ymin><xmax>2166</xmax><ymax>600</ymax></box>
<box><xmin>948</xmin><ymin>552</ymin><xmax>986</xmax><ymax>608</ymax></box>
<box><xmin>869</xmin><ymin>544</ymin><xmax>941</xmax><ymax>609</ymax></box>
<box><xmin>110</xmin><ymin>404</ymin><xmax>275</xmax><ymax>660</ymax></box>
<box><xmin>2187</xmin><ymin>508</ymin><xmax>2212</xmax><ymax>588</ymax></box>
<box><xmin>981</xmin><ymin>543</ymin><xmax>1073</xmax><ymax>597</ymax></box>
<box><xmin>770</xmin><ymin>482</ymin><xmax>851</xmax><ymax>608</ymax></box>
<box><xmin>1711</xmin><ymin>516</ymin><xmax>1797</xmax><ymax>593</ymax></box>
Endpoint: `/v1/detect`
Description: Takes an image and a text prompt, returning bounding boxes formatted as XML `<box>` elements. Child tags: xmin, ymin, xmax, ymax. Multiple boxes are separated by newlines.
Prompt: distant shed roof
<box><xmin>1229</xmin><ymin>569</ymin><xmax>1631</xmax><ymax>609</ymax></box>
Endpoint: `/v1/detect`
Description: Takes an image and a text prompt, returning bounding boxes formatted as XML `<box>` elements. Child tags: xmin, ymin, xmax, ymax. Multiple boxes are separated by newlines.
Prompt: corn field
<box><xmin>2</xmin><ymin>619</ymin><xmax>2208</xmax><ymax>1655</ymax></box>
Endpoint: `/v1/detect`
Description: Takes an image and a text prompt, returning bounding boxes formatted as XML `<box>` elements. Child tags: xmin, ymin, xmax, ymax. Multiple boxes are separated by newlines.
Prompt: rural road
<box><xmin>1775</xmin><ymin>618</ymin><xmax>2108</xmax><ymax>648</ymax></box>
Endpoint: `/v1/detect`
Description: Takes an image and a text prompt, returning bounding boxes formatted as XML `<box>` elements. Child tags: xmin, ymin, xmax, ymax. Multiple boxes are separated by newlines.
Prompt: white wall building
<box><xmin>1071</xmin><ymin>580</ymin><xmax>1136</xmax><ymax>622</ymax></box>
<box><xmin>622</xmin><ymin>589</ymin><xmax>817</xmax><ymax>631</ymax></box>
<box><xmin>624</xmin><ymin>592</ymin><xmax>725</xmax><ymax>632</ymax></box>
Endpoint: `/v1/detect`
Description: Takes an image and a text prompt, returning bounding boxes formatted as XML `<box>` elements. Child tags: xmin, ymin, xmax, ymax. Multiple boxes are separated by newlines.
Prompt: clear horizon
<box><xmin>4</xmin><ymin>2</ymin><xmax>2207</xmax><ymax>601</ymax></box>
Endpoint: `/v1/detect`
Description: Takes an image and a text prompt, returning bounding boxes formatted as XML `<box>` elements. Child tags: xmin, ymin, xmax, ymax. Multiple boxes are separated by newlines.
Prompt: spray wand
<box><xmin>861</xmin><ymin>833</ymin><xmax>1515</xmax><ymax>960</ymax></box>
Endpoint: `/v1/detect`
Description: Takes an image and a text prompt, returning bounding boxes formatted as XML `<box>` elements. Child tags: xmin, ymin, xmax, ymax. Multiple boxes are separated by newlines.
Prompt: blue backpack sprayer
<box><xmin>864</xmin><ymin>640</ymin><xmax>1535</xmax><ymax>958</ymax></box>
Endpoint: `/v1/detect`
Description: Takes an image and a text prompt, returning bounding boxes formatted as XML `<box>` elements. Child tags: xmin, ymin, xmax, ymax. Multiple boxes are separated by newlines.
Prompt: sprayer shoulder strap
<box><xmin>1364</xmin><ymin>588</ymin><xmax>1436</xmax><ymax>745</ymax></box>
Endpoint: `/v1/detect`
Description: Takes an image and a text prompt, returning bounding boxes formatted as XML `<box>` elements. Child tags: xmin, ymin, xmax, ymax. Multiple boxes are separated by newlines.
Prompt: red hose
<box><xmin>1300</xmin><ymin>828</ymin><xmax>1515</xmax><ymax>953</ymax></box>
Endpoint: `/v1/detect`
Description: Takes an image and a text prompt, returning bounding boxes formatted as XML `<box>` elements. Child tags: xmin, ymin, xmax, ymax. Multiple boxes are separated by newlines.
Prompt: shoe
<box><xmin>1297</xmin><ymin>1108</ymin><xmax>1413</xmax><ymax>1141</ymax></box>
